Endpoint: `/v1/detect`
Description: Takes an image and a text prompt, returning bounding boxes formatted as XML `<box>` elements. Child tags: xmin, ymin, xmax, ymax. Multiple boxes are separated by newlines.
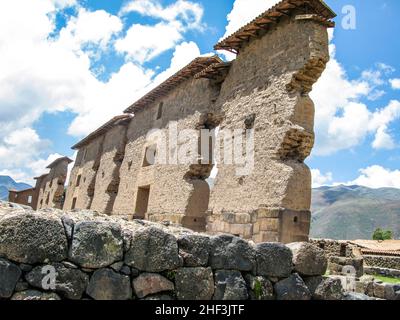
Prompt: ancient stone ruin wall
<box><xmin>8</xmin><ymin>157</ymin><xmax>71</xmax><ymax>211</ymax></box>
<box><xmin>363</xmin><ymin>255</ymin><xmax>400</xmax><ymax>270</ymax></box>
<box><xmin>113</xmin><ymin>77</ymin><xmax>221</xmax><ymax>231</ymax></box>
<box><xmin>64</xmin><ymin>137</ymin><xmax>103</xmax><ymax>210</ymax></box>
<box><xmin>90</xmin><ymin>120</ymin><xmax>131</xmax><ymax>215</ymax></box>
<box><xmin>63</xmin><ymin>1</ymin><xmax>335</xmax><ymax>243</ymax></box>
<box><xmin>8</xmin><ymin>188</ymin><xmax>37</xmax><ymax>209</ymax></box>
<box><xmin>208</xmin><ymin>13</ymin><xmax>330</xmax><ymax>243</ymax></box>
<box><xmin>0</xmin><ymin>203</ymin><xmax>351</xmax><ymax>301</ymax></box>
<box><xmin>36</xmin><ymin>158</ymin><xmax>71</xmax><ymax>210</ymax></box>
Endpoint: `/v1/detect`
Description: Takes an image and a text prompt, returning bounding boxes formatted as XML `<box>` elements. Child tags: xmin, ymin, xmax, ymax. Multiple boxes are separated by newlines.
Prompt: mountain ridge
<box><xmin>0</xmin><ymin>175</ymin><xmax>32</xmax><ymax>201</ymax></box>
<box><xmin>311</xmin><ymin>185</ymin><xmax>400</xmax><ymax>240</ymax></box>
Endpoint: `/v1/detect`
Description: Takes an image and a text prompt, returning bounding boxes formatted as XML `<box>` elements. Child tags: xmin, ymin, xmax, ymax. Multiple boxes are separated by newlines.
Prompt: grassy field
<box><xmin>374</xmin><ymin>275</ymin><xmax>400</xmax><ymax>284</ymax></box>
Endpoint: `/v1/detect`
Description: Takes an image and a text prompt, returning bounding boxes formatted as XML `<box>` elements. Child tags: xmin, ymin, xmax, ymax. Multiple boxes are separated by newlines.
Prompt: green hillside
<box><xmin>311</xmin><ymin>185</ymin><xmax>400</xmax><ymax>240</ymax></box>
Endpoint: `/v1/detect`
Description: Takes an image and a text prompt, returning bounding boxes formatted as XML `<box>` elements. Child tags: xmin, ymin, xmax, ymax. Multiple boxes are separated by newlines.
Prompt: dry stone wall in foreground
<box><xmin>0</xmin><ymin>202</ymin><xmax>368</xmax><ymax>300</ymax></box>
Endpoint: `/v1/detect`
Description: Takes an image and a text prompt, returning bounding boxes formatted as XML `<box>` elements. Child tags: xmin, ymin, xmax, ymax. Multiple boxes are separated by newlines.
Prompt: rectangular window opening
<box><xmin>76</xmin><ymin>175</ymin><xmax>82</xmax><ymax>187</ymax></box>
<box><xmin>134</xmin><ymin>186</ymin><xmax>150</xmax><ymax>219</ymax></box>
<box><xmin>156</xmin><ymin>102</ymin><xmax>163</xmax><ymax>120</ymax></box>
<box><xmin>142</xmin><ymin>145</ymin><xmax>157</xmax><ymax>167</ymax></box>
<box><xmin>71</xmin><ymin>197</ymin><xmax>77</xmax><ymax>210</ymax></box>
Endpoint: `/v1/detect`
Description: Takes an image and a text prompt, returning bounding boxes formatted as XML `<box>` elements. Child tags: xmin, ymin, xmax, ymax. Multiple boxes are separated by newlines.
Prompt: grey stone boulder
<box><xmin>245</xmin><ymin>274</ymin><xmax>274</xmax><ymax>300</ymax></box>
<box><xmin>303</xmin><ymin>276</ymin><xmax>324</xmax><ymax>296</ymax></box>
<box><xmin>256</xmin><ymin>243</ymin><xmax>293</xmax><ymax>278</ymax></box>
<box><xmin>132</xmin><ymin>273</ymin><xmax>174</xmax><ymax>299</ymax></box>
<box><xmin>175</xmin><ymin>267</ymin><xmax>214</xmax><ymax>300</ymax></box>
<box><xmin>0</xmin><ymin>258</ymin><xmax>22</xmax><ymax>298</ymax></box>
<box><xmin>178</xmin><ymin>234</ymin><xmax>210</xmax><ymax>267</ymax></box>
<box><xmin>274</xmin><ymin>273</ymin><xmax>311</xmax><ymax>300</ymax></box>
<box><xmin>86</xmin><ymin>268</ymin><xmax>132</xmax><ymax>300</ymax></box>
<box><xmin>373</xmin><ymin>282</ymin><xmax>386</xmax><ymax>299</ymax></box>
<box><xmin>0</xmin><ymin>213</ymin><xmax>68</xmax><ymax>264</ymax></box>
<box><xmin>14</xmin><ymin>280</ymin><xmax>29</xmax><ymax>292</ymax></box>
<box><xmin>313</xmin><ymin>277</ymin><xmax>344</xmax><ymax>300</ymax></box>
<box><xmin>342</xmin><ymin>292</ymin><xmax>378</xmax><ymax>300</ymax></box>
<box><xmin>210</xmin><ymin>234</ymin><xmax>256</xmax><ymax>271</ymax></box>
<box><xmin>25</xmin><ymin>263</ymin><xmax>89</xmax><ymax>300</ymax></box>
<box><xmin>11</xmin><ymin>290</ymin><xmax>61</xmax><ymax>300</ymax></box>
<box><xmin>125</xmin><ymin>227</ymin><xmax>182</xmax><ymax>272</ymax></box>
<box><xmin>287</xmin><ymin>242</ymin><xmax>327</xmax><ymax>276</ymax></box>
<box><xmin>69</xmin><ymin>221</ymin><xmax>124</xmax><ymax>269</ymax></box>
<box><xmin>213</xmin><ymin>270</ymin><xmax>248</xmax><ymax>300</ymax></box>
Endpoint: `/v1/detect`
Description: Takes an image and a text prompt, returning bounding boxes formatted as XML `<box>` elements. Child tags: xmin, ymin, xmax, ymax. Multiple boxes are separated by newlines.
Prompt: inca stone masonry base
<box><xmin>0</xmin><ymin>202</ymin><xmax>368</xmax><ymax>301</ymax></box>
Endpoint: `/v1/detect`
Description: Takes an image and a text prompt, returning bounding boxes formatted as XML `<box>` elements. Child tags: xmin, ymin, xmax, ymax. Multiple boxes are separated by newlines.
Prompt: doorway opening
<box><xmin>134</xmin><ymin>185</ymin><xmax>150</xmax><ymax>219</ymax></box>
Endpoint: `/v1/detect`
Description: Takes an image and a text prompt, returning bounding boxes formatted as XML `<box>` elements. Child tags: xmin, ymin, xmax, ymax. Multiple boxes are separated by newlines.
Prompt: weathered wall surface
<box><xmin>208</xmin><ymin>14</ymin><xmax>329</xmax><ymax>243</ymax></box>
<box><xmin>0</xmin><ymin>203</ymin><xmax>354</xmax><ymax>301</ymax></box>
<box><xmin>90</xmin><ymin>123</ymin><xmax>129</xmax><ymax>214</ymax></box>
<box><xmin>8</xmin><ymin>189</ymin><xmax>36</xmax><ymax>209</ymax></box>
<box><xmin>113</xmin><ymin>78</ymin><xmax>220</xmax><ymax>231</ymax></box>
<box><xmin>64</xmin><ymin>137</ymin><xmax>103</xmax><ymax>211</ymax></box>
<box><xmin>36</xmin><ymin>160</ymin><xmax>70</xmax><ymax>210</ymax></box>
<box><xmin>364</xmin><ymin>255</ymin><xmax>400</xmax><ymax>270</ymax></box>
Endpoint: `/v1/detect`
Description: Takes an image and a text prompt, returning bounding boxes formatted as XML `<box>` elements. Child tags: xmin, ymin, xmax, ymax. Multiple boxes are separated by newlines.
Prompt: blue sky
<box><xmin>0</xmin><ymin>0</ymin><xmax>399</xmax><ymax>189</ymax></box>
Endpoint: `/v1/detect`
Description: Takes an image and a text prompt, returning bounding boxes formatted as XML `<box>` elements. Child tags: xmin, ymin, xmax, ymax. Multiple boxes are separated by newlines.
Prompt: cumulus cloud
<box><xmin>120</xmin><ymin>0</ymin><xmax>204</xmax><ymax>30</ymax></box>
<box><xmin>311</xmin><ymin>169</ymin><xmax>333</xmax><ymax>188</ymax></box>
<box><xmin>348</xmin><ymin>166</ymin><xmax>400</xmax><ymax>189</ymax></box>
<box><xmin>390</xmin><ymin>78</ymin><xmax>400</xmax><ymax>90</ymax></box>
<box><xmin>116</xmin><ymin>0</ymin><xmax>205</xmax><ymax>63</ymax></box>
<box><xmin>311</xmin><ymin>34</ymin><xmax>400</xmax><ymax>155</ymax></box>
<box><xmin>58</xmin><ymin>8</ymin><xmax>123</xmax><ymax>51</ymax></box>
<box><xmin>115</xmin><ymin>22</ymin><xmax>184</xmax><ymax>63</ymax></box>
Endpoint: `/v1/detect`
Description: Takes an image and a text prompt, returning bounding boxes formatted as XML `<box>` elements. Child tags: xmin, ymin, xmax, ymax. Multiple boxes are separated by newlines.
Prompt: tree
<box><xmin>373</xmin><ymin>228</ymin><xmax>393</xmax><ymax>241</ymax></box>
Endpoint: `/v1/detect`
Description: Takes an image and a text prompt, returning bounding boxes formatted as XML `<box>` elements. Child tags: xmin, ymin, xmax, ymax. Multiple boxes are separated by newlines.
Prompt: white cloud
<box><xmin>28</xmin><ymin>153</ymin><xmax>64</xmax><ymax>178</ymax></box>
<box><xmin>217</xmin><ymin>0</ymin><xmax>280</xmax><ymax>60</ymax></box>
<box><xmin>0</xmin><ymin>169</ymin><xmax>32</xmax><ymax>184</ymax></box>
<box><xmin>310</xmin><ymin>32</ymin><xmax>400</xmax><ymax>155</ymax></box>
<box><xmin>151</xmin><ymin>41</ymin><xmax>201</xmax><ymax>85</ymax></box>
<box><xmin>115</xmin><ymin>22</ymin><xmax>184</xmax><ymax>63</ymax></box>
<box><xmin>120</xmin><ymin>0</ymin><xmax>204</xmax><ymax>30</ymax></box>
<box><xmin>372</xmin><ymin>125</ymin><xmax>396</xmax><ymax>150</ymax></box>
<box><xmin>67</xmin><ymin>62</ymin><xmax>154</xmax><ymax>136</ymax></box>
<box><xmin>116</xmin><ymin>0</ymin><xmax>204</xmax><ymax>63</ymax></box>
<box><xmin>0</xmin><ymin>129</ymin><xmax>51</xmax><ymax>168</ymax></box>
<box><xmin>311</xmin><ymin>169</ymin><xmax>333</xmax><ymax>188</ymax></box>
<box><xmin>51</xmin><ymin>0</ymin><xmax>76</xmax><ymax>8</ymax></box>
<box><xmin>348</xmin><ymin>166</ymin><xmax>400</xmax><ymax>189</ymax></box>
<box><xmin>58</xmin><ymin>8</ymin><xmax>123</xmax><ymax>51</ymax></box>
<box><xmin>390</xmin><ymin>78</ymin><xmax>400</xmax><ymax>90</ymax></box>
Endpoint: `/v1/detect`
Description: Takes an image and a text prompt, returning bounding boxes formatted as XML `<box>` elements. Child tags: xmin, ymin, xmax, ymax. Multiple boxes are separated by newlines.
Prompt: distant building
<box><xmin>8</xmin><ymin>156</ymin><xmax>72</xmax><ymax>210</ymax></box>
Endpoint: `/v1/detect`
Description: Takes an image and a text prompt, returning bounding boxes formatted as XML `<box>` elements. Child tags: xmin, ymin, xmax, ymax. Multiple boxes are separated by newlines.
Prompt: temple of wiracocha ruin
<box><xmin>9</xmin><ymin>0</ymin><xmax>336</xmax><ymax>244</ymax></box>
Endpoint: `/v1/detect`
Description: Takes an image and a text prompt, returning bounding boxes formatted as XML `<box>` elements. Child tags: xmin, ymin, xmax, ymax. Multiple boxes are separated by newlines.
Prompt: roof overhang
<box><xmin>214</xmin><ymin>0</ymin><xmax>336</xmax><ymax>54</ymax></box>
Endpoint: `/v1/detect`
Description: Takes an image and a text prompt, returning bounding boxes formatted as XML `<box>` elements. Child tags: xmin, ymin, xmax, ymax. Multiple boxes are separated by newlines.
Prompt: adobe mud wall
<box><xmin>0</xmin><ymin>203</ymin><xmax>353</xmax><ymax>301</ymax></box>
<box><xmin>364</xmin><ymin>255</ymin><xmax>400</xmax><ymax>270</ymax></box>
<box><xmin>36</xmin><ymin>158</ymin><xmax>71</xmax><ymax>210</ymax></box>
<box><xmin>113</xmin><ymin>77</ymin><xmax>221</xmax><ymax>232</ymax></box>
<box><xmin>64</xmin><ymin>1</ymin><xmax>335</xmax><ymax>244</ymax></box>
<box><xmin>64</xmin><ymin>137</ymin><xmax>104</xmax><ymax>210</ymax></box>
<box><xmin>207</xmin><ymin>13</ymin><xmax>329</xmax><ymax>243</ymax></box>
<box><xmin>8</xmin><ymin>189</ymin><xmax>36</xmax><ymax>209</ymax></box>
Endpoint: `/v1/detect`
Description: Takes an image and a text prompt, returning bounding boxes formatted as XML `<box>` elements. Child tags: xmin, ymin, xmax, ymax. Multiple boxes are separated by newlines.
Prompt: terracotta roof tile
<box><xmin>72</xmin><ymin>114</ymin><xmax>133</xmax><ymax>150</ymax></box>
<box><xmin>124</xmin><ymin>56</ymin><xmax>222</xmax><ymax>114</ymax></box>
<box><xmin>46</xmin><ymin>156</ymin><xmax>73</xmax><ymax>169</ymax></box>
<box><xmin>214</xmin><ymin>0</ymin><xmax>336</xmax><ymax>53</ymax></box>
